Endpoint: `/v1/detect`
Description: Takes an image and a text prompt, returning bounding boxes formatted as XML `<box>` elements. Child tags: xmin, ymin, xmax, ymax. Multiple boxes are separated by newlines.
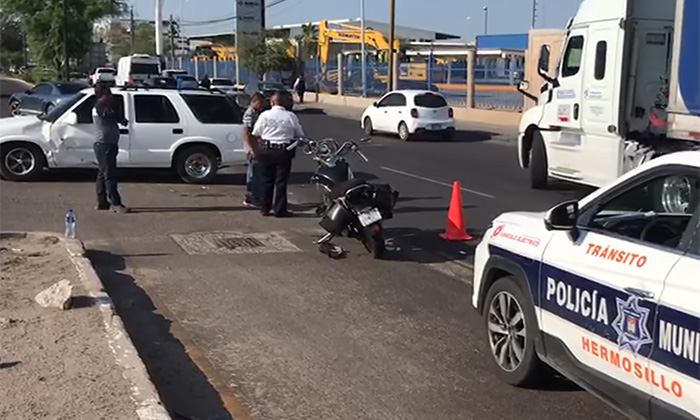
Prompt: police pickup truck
<box><xmin>472</xmin><ymin>151</ymin><xmax>700</xmax><ymax>419</ymax></box>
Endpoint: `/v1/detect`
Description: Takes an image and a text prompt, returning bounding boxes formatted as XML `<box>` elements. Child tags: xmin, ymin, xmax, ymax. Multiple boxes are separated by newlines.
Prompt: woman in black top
<box><xmin>93</xmin><ymin>82</ymin><xmax>129</xmax><ymax>213</ymax></box>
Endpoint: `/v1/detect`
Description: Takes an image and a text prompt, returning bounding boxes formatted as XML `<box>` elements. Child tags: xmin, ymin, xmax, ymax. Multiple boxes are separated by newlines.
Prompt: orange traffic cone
<box><xmin>440</xmin><ymin>181</ymin><xmax>474</xmax><ymax>241</ymax></box>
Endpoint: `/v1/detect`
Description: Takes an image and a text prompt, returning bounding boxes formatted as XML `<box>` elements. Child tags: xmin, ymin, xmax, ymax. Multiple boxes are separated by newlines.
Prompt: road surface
<box><xmin>1</xmin><ymin>103</ymin><xmax>612</xmax><ymax>420</ymax></box>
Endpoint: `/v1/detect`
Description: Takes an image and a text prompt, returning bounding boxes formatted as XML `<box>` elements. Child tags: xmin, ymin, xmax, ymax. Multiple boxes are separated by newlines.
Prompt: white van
<box><xmin>116</xmin><ymin>54</ymin><xmax>161</xmax><ymax>86</ymax></box>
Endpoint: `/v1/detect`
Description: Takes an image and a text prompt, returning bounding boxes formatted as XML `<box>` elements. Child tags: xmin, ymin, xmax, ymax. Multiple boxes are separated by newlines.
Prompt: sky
<box><xmin>131</xmin><ymin>0</ymin><xmax>583</xmax><ymax>41</ymax></box>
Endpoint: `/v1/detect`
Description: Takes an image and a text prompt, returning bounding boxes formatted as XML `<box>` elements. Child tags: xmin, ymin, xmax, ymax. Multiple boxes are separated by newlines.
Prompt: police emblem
<box><xmin>611</xmin><ymin>296</ymin><xmax>652</xmax><ymax>353</ymax></box>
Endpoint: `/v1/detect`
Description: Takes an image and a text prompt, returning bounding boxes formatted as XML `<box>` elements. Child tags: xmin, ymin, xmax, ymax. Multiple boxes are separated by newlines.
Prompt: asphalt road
<box><xmin>1</xmin><ymin>89</ymin><xmax>614</xmax><ymax>420</ymax></box>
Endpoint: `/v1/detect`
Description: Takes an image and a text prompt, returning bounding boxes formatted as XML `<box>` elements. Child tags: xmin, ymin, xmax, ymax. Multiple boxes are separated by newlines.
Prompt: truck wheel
<box><xmin>0</xmin><ymin>142</ymin><xmax>45</xmax><ymax>181</ymax></box>
<box><xmin>363</xmin><ymin>117</ymin><xmax>374</xmax><ymax>135</ymax></box>
<box><xmin>529</xmin><ymin>131</ymin><xmax>548</xmax><ymax>189</ymax></box>
<box><xmin>174</xmin><ymin>145</ymin><xmax>218</xmax><ymax>184</ymax></box>
<box><xmin>483</xmin><ymin>276</ymin><xmax>546</xmax><ymax>387</ymax></box>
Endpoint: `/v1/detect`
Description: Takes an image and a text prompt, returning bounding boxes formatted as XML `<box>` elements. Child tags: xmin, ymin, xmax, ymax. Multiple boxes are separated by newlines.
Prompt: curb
<box><xmin>0</xmin><ymin>232</ymin><xmax>172</xmax><ymax>420</ymax></box>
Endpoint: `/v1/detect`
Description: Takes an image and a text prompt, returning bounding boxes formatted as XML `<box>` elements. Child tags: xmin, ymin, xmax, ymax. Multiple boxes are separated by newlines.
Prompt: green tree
<box><xmin>239</xmin><ymin>37</ymin><xmax>295</xmax><ymax>79</ymax></box>
<box><xmin>0</xmin><ymin>0</ymin><xmax>122</xmax><ymax>74</ymax></box>
<box><xmin>106</xmin><ymin>20</ymin><xmax>155</xmax><ymax>60</ymax></box>
<box><xmin>298</xmin><ymin>23</ymin><xmax>317</xmax><ymax>59</ymax></box>
<box><xmin>0</xmin><ymin>17</ymin><xmax>25</xmax><ymax>70</ymax></box>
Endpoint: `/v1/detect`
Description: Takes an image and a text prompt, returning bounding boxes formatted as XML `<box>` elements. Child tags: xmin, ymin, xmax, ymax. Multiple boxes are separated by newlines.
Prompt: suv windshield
<box><xmin>260</xmin><ymin>82</ymin><xmax>284</xmax><ymax>91</ymax></box>
<box><xmin>131</xmin><ymin>63</ymin><xmax>160</xmax><ymax>74</ymax></box>
<box><xmin>43</xmin><ymin>93</ymin><xmax>86</xmax><ymax>123</ymax></box>
<box><xmin>212</xmin><ymin>79</ymin><xmax>233</xmax><ymax>86</ymax></box>
<box><xmin>414</xmin><ymin>93</ymin><xmax>447</xmax><ymax>108</ymax></box>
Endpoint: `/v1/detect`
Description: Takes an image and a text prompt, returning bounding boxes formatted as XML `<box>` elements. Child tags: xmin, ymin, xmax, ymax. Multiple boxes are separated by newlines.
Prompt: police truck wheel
<box><xmin>529</xmin><ymin>130</ymin><xmax>548</xmax><ymax>189</ymax></box>
<box><xmin>363</xmin><ymin>117</ymin><xmax>374</xmax><ymax>135</ymax></box>
<box><xmin>175</xmin><ymin>146</ymin><xmax>218</xmax><ymax>184</ymax></box>
<box><xmin>483</xmin><ymin>276</ymin><xmax>546</xmax><ymax>387</ymax></box>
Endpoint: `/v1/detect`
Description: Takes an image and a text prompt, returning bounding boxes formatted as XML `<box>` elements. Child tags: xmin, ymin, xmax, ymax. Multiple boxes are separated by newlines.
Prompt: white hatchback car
<box><xmin>472</xmin><ymin>151</ymin><xmax>700</xmax><ymax>419</ymax></box>
<box><xmin>361</xmin><ymin>90</ymin><xmax>455</xmax><ymax>141</ymax></box>
<box><xmin>0</xmin><ymin>87</ymin><xmax>247</xmax><ymax>183</ymax></box>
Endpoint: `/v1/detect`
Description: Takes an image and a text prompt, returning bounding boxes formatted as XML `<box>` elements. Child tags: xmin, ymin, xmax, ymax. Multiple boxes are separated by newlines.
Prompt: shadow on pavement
<box><xmin>37</xmin><ymin>168</ymin><xmax>248</xmax><ymax>185</ymax></box>
<box><xmin>130</xmin><ymin>206</ymin><xmax>252</xmax><ymax>213</ymax></box>
<box><xmin>294</xmin><ymin>107</ymin><xmax>327</xmax><ymax>115</ymax></box>
<box><xmin>383</xmin><ymin>226</ymin><xmax>481</xmax><ymax>264</ymax></box>
<box><xmin>87</xmin><ymin>249</ymin><xmax>233</xmax><ymax>420</ymax></box>
<box><xmin>393</xmin><ymin>204</ymin><xmax>474</xmax><ymax>215</ymax></box>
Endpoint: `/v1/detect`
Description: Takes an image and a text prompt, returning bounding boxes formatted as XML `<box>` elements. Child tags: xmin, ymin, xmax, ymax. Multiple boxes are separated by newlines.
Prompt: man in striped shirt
<box><xmin>242</xmin><ymin>92</ymin><xmax>266</xmax><ymax>207</ymax></box>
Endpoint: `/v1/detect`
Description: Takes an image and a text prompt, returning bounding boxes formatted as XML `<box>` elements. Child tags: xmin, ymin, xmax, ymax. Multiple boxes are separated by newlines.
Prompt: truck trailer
<box><xmin>518</xmin><ymin>0</ymin><xmax>699</xmax><ymax>191</ymax></box>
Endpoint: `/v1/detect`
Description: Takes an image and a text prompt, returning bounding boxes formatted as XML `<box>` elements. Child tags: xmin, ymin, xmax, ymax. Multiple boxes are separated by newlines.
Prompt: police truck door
<box><xmin>539</xmin><ymin>171</ymin><xmax>697</xmax><ymax>418</ymax></box>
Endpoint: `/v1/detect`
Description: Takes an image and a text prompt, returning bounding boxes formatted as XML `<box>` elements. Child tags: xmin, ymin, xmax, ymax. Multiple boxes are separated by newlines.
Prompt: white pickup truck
<box><xmin>518</xmin><ymin>0</ymin><xmax>700</xmax><ymax>190</ymax></box>
<box><xmin>0</xmin><ymin>87</ymin><xmax>247</xmax><ymax>183</ymax></box>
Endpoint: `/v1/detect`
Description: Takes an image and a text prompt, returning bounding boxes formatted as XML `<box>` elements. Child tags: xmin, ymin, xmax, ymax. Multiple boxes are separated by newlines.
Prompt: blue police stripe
<box><xmin>679</xmin><ymin>0</ymin><xmax>700</xmax><ymax>116</ymax></box>
<box><xmin>488</xmin><ymin>244</ymin><xmax>700</xmax><ymax>381</ymax></box>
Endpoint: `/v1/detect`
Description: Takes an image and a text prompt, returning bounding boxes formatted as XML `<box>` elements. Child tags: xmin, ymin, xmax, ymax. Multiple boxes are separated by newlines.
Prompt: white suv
<box><xmin>0</xmin><ymin>87</ymin><xmax>247</xmax><ymax>183</ymax></box>
<box><xmin>471</xmin><ymin>151</ymin><xmax>700</xmax><ymax>420</ymax></box>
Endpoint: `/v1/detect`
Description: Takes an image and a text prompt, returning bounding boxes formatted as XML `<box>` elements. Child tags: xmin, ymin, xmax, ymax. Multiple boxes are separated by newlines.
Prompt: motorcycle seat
<box><xmin>330</xmin><ymin>178</ymin><xmax>368</xmax><ymax>199</ymax></box>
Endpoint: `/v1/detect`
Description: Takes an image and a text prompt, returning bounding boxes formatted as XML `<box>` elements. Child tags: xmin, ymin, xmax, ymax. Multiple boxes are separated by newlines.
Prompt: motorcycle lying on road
<box><xmin>289</xmin><ymin>137</ymin><xmax>399</xmax><ymax>259</ymax></box>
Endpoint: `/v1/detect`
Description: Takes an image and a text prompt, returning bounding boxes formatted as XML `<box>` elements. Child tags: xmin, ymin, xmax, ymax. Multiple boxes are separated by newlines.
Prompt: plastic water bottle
<box><xmin>64</xmin><ymin>209</ymin><xmax>76</xmax><ymax>239</ymax></box>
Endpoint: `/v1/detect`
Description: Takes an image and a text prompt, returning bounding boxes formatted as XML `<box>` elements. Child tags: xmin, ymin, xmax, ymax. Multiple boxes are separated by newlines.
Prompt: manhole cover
<box><xmin>170</xmin><ymin>231</ymin><xmax>300</xmax><ymax>255</ymax></box>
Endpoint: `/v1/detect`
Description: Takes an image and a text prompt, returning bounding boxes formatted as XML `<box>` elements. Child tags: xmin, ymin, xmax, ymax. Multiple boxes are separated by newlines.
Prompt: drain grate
<box><xmin>170</xmin><ymin>231</ymin><xmax>300</xmax><ymax>255</ymax></box>
<box><xmin>213</xmin><ymin>236</ymin><xmax>264</xmax><ymax>250</ymax></box>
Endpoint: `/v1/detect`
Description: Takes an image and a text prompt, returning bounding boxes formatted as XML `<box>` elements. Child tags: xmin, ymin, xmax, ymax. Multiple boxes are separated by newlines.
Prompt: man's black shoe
<box><xmin>274</xmin><ymin>211</ymin><xmax>294</xmax><ymax>218</ymax></box>
<box><xmin>96</xmin><ymin>203</ymin><xmax>110</xmax><ymax>210</ymax></box>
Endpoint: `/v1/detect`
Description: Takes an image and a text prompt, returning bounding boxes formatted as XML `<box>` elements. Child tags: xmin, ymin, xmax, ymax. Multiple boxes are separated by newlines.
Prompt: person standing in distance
<box><xmin>242</xmin><ymin>92</ymin><xmax>266</xmax><ymax>207</ymax></box>
<box><xmin>251</xmin><ymin>91</ymin><xmax>304</xmax><ymax>217</ymax></box>
<box><xmin>92</xmin><ymin>82</ymin><xmax>129</xmax><ymax>213</ymax></box>
<box><xmin>293</xmin><ymin>74</ymin><xmax>306</xmax><ymax>104</ymax></box>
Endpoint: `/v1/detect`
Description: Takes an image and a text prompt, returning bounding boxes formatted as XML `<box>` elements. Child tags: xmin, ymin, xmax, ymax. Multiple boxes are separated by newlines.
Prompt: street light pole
<box><xmin>360</xmin><ymin>0</ymin><xmax>366</xmax><ymax>97</ymax></box>
<box><xmin>483</xmin><ymin>6</ymin><xmax>488</xmax><ymax>35</ymax></box>
<box><xmin>387</xmin><ymin>0</ymin><xmax>396</xmax><ymax>91</ymax></box>
<box><xmin>63</xmin><ymin>0</ymin><xmax>69</xmax><ymax>79</ymax></box>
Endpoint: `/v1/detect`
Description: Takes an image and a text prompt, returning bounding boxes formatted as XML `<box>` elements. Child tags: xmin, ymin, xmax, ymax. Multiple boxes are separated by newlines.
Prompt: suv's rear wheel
<box><xmin>483</xmin><ymin>276</ymin><xmax>546</xmax><ymax>387</ymax></box>
<box><xmin>174</xmin><ymin>145</ymin><xmax>218</xmax><ymax>184</ymax></box>
<box><xmin>0</xmin><ymin>143</ymin><xmax>45</xmax><ymax>181</ymax></box>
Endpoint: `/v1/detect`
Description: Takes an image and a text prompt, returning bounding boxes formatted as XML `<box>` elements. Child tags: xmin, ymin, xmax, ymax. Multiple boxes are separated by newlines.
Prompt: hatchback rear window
<box><xmin>181</xmin><ymin>94</ymin><xmax>242</xmax><ymax>124</ymax></box>
<box><xmin>414</xmin><ymin>93</ymin><xmax>447</xmax><ymax>108</ymax></box>
<box><xmin>131</xmin><ymin>63</ymin><xmax>160</xmax><ymax>75</ymax></box>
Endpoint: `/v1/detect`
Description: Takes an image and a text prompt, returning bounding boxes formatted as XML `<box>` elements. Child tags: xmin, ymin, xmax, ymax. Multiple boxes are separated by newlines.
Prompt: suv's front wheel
<box><xmin>483</xmin><ymin>276</ymin><xmax>546</xmax><ymax>387</ymax></box>
<box><xmin>174</xmin><ymin>145</ymin><xmax>219</xmax><ymax>184</ymax></box>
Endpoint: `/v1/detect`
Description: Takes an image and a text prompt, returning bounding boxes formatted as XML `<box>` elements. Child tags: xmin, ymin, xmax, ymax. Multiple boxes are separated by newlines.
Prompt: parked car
<box><xmin>210</xmin><ymin>78</ymin><xmax>236</xmax><ymax>92</ymax></box>
<box><xmin>162</xmin><ymin>68</ymin><xmax>188</xmax><ymax>79</ymax></box>
<box><xmin>471</xmin><ymin>151</ymin><xmax>700</xmax><ymax>420</ymax></box>
<box><xmin>8</xmin><ymin>81</ymin><xmax>87</xmax><ymax>117</ymax></box>
<box><xmin>174</xmin><ymin>74</ymin><xmax>199</xmax><ymax>89</ymax></box>
<box><xmin>116</xmin><ymin>54</ymin><xmax>161</xmax><ymax>86</ymax></box>
<box><xmin>360</xmin><ymin>90</ymin><xmax>455</xmax><ymax>141</ymax></box>
<box><xmin>0</xmin><ymin>87</ymin><xmax>247</xmax><ymax>183</ymax></box>
<box><xmin>89</xmin><ymin>67</ymin><xmax>116</xmax><ymax>86</ymax></box>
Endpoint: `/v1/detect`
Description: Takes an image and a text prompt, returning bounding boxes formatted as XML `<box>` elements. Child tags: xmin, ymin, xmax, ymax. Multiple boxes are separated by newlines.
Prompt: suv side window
<box><xmin>134</xmin><ymin>95</ymin><xmax>180</xmax><ymax>123</ymax></box>
<box><xmin>73</xmin><ymin>94</ymin><xmax>125</xmax><ymax>124</ymax></box>
<box><xmin>180</xmin><ymin>94</ymin><xmax>242</xmax><ymax>124</ymax></box>
<box><xmin>581</xmin><ymin>172</ymin><xmax>700</xmax><ymax>250</ymax></box>
<box><xmin>561</xmin><ymin>35</ymin><xmax>585</xmax><ymax>78</ymax></box>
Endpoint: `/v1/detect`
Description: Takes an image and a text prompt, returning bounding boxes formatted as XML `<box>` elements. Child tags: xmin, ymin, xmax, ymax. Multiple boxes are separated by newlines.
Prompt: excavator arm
<box><xmin>317</xmin><ymin>20</ymin><xmax>399</xmax><ymax>75</ymax></box>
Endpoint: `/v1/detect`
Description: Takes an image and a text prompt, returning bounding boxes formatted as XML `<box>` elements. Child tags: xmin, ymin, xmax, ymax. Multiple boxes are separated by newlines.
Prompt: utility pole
<box><xmin>531</xmin><ymin>0</ymin><xmax>538</xmax><ymax>28</ymax></box>
<box><xmin>360</xmin><ymin>0</ymin><xmax>366</xmax><ymax>97</ymax></box>
<box><xmin>62</xmin><ymin>0</ymin><xmax>69</xmax><ymax>79</ymax></box>
<box><xmin>130</xmin><ymin>6</ymin><xmax>135</xmax><ymax>54</ymax></box>
<box><xmin>169</xmin><ymin>14</ymin><xmax>176</xmax><ymax>67</ymax></box>
<box><xmin>483</xmin><ymin>6</ymin><xmax>489</xmax><ymax>35</ymax></box>
<box><xmin>387</xmin><ymin>0</ymin><xmax>396</xmax><ymax>92</ymax></box>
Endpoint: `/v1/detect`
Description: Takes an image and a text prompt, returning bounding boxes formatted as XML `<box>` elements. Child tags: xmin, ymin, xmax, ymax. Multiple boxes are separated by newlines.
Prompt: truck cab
<box><xmin>518</xmin><ymin>0</ymin><xmax>699</xmax><ymax>190</ymax></box>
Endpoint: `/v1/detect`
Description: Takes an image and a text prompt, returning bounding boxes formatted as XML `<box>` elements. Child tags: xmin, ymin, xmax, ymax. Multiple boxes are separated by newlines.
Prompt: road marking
<box><xmin>380</xmin><ymin>166</ymin><xmax>495</xmax><ymax>199</ymax></box>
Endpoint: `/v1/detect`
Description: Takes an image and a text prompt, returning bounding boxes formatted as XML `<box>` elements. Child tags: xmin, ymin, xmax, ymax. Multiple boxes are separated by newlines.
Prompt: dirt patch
<box><xmin>0</xmin><ymin>235</ymin><xmax>136</xmax><ymax>420</ymax></box>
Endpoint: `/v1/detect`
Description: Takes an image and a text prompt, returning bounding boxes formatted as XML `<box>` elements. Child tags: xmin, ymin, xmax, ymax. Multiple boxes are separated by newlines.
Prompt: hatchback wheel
<box><xmin>398</xmin><ymin>122</ymin><xmax>410</xmax><ymax>141</ymax></box>
<box><xmin>363</xmin><ymin>117</ymin><xmax>374</xmax><ymax>135</ymax></box>
<box><xmin>10</xmin><ymin>100</ymin><xmax>21</xmax><ymax>116</ymax></box>
<box><xmin>483</xmin><ymin>276</ymin><xmax>546</xmax><ymax>387</ymax></box>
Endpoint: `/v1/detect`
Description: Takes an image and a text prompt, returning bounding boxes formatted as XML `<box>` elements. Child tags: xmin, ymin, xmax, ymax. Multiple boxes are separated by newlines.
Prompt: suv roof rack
<box><xmin>117</xmin><ymin>84</ymin><xmax>221</xmax><ymax>93</ymax></box>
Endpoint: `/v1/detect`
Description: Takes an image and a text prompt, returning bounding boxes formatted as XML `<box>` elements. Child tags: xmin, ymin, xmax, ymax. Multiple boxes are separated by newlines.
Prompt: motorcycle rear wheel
<box><xmin>361</xmin><ymin>225</ymin><xmax>385</xmax><ymax>259</ymax></box>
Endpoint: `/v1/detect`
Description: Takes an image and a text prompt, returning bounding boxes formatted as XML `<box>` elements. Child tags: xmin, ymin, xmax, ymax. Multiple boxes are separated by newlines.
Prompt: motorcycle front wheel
<box><xmin>361</xmin><ymin>224</ymin><xmax>385</xmax><ymax>259</ymax></box>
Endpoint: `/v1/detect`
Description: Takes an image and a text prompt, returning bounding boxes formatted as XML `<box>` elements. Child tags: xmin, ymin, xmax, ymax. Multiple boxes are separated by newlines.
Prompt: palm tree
<box><xmin>299</xmin><ymin>23</ymin><xmax>318</xmax><ymax>59</ymax></box>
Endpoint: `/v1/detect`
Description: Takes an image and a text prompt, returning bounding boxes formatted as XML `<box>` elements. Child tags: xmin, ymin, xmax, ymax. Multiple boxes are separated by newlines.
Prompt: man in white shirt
<box><xmin>251</xmin><ymin>91</ymin><xmax>304</xmax><ymax>217</ymax></box>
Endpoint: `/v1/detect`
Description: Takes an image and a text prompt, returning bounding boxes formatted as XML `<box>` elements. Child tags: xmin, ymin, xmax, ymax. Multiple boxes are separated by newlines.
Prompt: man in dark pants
<box><xmin>251</xmin><ymin>91</ymin><xmax>304</xmax><ymax>217</ymax></box>
<box><xmin>92</xmin><ymin>82</ymin><xmax>129</xmax><ymax>213</ymax></box>
<box><xmin>242</xmin><ymin>92</ymin><xmax>266</xmax><ymax>207</ymax></box>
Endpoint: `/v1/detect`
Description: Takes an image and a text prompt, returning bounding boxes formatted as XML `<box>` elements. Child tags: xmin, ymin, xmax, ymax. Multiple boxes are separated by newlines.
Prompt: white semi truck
<box><xmin>518</xmin><ymin>0</ymin><xmax>699</xmax><ymax>189</ymax></box>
